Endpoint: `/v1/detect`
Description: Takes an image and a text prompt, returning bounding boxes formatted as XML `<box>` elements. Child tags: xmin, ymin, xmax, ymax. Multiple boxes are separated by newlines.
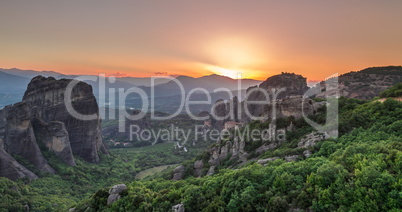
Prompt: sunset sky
<box><xmin>1</xmin><ymin>0</ymin><xmax>402</xmax><ymax>81</ymax></box>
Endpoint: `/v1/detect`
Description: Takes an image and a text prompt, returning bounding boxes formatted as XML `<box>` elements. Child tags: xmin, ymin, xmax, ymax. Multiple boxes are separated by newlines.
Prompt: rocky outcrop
<box><xmin>241</xmin><ymin>73</ymin><xmax>309</xmax><ymax>121</ymax></box>
<box><xmin>172</xmin><ymin>165</ymin><xmax>185</xmax><ymax>180</ymax></box>
<box><xmin>257</xmin><ymin>73</ymin><xmax>309</xmax><ymax>99</ymax></box>
<box><xmin>202</xmin><ymin>138</ymin><xmax>248</xmax><ymax>176</ymax></box>
<box><xmin>303</xmin><ymin>150</ymin><xmax>312</xmax><ymax>158</ymax></box>
<box><xmin>242</xmin><ymin>95</ymin><xmax>323</xmax><ymax>122</ymax></box>
<box><xmin>256</xmin><ymin>143</ymin><xmax>277</xmax><ymax>154</ymax></box>
<box><xmin>107</xmin><ymin>184</ymin><xmax>127</xmax><ymax>205</ymax></box>
<box><xmin>211</xmin><ymin>99</ymin><xmax>228</xmax><ymax>130</ymax></box>
<box><xmin>285</xmin><ymin>155</ymin><xmax>299</xmax><ymax>162</ymax></box>
<box><xmin>257</xmin><ymin>157</ymin><xmax>279</xmax><ymax>166</ymax></box>
<box><xmin>193</xmin><ymin>160</ymin><xmax>204</xmax><ymax>177</ymax></box>
<box><xmin>230</xmin><ymin>137</ymin><xmax>248</xmax><ymax>161</ymax></box>
<box><xmin>0</xmin><ymin>138</ymin><xmax>38</xmax><ymax>180</ymax></box>
<box><xmin>204</xmin><ymin>73</ymin><xmax>323</xmax><ymax>123</ymax></box>
<box><xmin>0</xmin><ymin>102</ymin><xmax>55</xmax><ymax>174</ymax></box>
<box><xmin>316</xmin><ymin>66</ymin><xmax>402</xmax><ymax>100</ymax></box>
<box><xmin>32</xmin><ymin>118</ymin><xmax>76</xmax><ymax>166</ymax></box>
<box><xmin>207</xmin><ymin>166</ymin><xmax>216</xmax><ymax>176</ymax></box>
<box><xmin>172</xmin><ymin>204</ymin><xmax>185</xmax><ymax>212</ymax></box>
<box><xmin>197</xmin><ymin>74</ymin><xmax>325</xmax><ymax>178</ymax></box>
<box><xmin>0</xmin><ymin>76</ymin><xmax>108</xmax><ymax>181</ymax></box>
<box><xmin>210</xmin><ymin>96</ymin><xmax>240</xmax><ymax>130</ymax></box>
<box><xmin>22</xmin><ymin>76</ymin><xmax>108</xmax><ymax>163</ymax></box>
<box><xmin>298</xmin><ymin>132</ymin><xmax>329</xmax><ymax>148</ymax></box>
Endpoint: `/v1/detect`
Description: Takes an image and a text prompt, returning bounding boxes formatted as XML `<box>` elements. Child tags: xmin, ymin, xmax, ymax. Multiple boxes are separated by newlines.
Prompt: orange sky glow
<box><xmin>1</xmin><ymin>1</ymin><xmax>402</xmax><ymax>81</ymax></box>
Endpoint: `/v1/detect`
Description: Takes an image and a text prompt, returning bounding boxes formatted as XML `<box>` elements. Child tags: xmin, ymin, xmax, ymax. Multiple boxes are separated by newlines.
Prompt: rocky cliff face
<box><xmin>0</xmin><ymin>138</ymin><xmax>38</xmax><ymax>180</ymax></box>
<box><xmin>259</xmin><ymin>95</ymin><xmax>324</xmax><ymax>121</ymax></box>
<box><xmin>0</xmin><ymin>102</ymin><xmax>55</xmax><ymax>174</ymax></box>
<box><xmin>257</xmin><ymin>73</ymin><xmax>309</xmax><ymax>98</ymax></box>
<box><xmin>175</xmin><ymin>73</ymin><xmax>324</xmax><ymax>179</ymax></box>
<box><xmin>23</xmin><ymin>76</ymin><xmax>107</xmax><ymax>163</ymax></box>
<box><xmin>211</xmin><ymin>99</ymin><xmax>229</xmax><ymax>131</ymax></box>
<box><xmin>316</xmin><ymin>66</ymin><xmax>402</xmax><ymax>100</ymax></box>
<box><xmin>0</xmin><ymin>76</ymin><xmax>108</xmax><ymax>181</ymax></box>
<box><xmin>241</xmin><ymin>73</ymin><xmax>309</xmax><ymax>122</ymax></box>
<box><xmin>209</xmin><ymin>96</ymin><xmax>240</xmax><ymax>130</ymax></box>
<box><xmin>32</xmin><ymin>118</ymin><xmax>76</xmax><ymax>166</ymax></box>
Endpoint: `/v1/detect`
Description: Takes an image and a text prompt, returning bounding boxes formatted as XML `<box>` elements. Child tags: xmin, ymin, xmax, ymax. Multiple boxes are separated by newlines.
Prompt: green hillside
<box><xmin>71</xmin><ymin>97</ymin><xmax>402</xmax><ymax>212</ymax></box>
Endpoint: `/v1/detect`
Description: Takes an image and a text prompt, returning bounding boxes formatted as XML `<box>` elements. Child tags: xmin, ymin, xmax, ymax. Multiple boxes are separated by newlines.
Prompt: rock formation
<box><xmin>210</xmin><ymin>73</ymin><xmax>321</xmax><ymax>123</ymax></box>
<box><xmin>0</xmin><ymin>76</ymin><xmax>108</xmax><ymax>181</ymax></box>
<box><xmin>0</xmin><ymin>102</ymin><xmax>55</xmax><ymax>174</ymax></box>
<box><xmin>315</xmin><ymin>66</ymin><xmax>402</xmax><ymax>100</ymax></box>
<box><xmin>185</xmin><ymin>74</ymin><xmax>327</xmax><ymax>178</ymax></box>
<box><xmin>0</xmin><ymin>138</ymin><xmax>38</xmax><ymax>180</ymax></box>
<box><xmin>257</xmin><ymin>95</ymin><xmax>324</xmax><ymax>121</ymax></box>
<box><xmin>285</xmin><ymin>155</ymin><xmax>299</xmax><ymax>162</ymax></box>
<box><xmin>107</xmin><ymin>184</ymin><xmax>127</xmax><ymax>205</ymax></box>
<box><xmin>23</xmin><ymin>76</ymin><xmax>108</xmax><ymax>163</ymax></box>
<box><xmin>32</xmin><ymin>118</ymin><xmax>76</xmax><ymax>166</ymax></box>
<box><xmin>241</xmin><ymin>73</ymin><xmax>309</xmax><ymax>121</ymax></box>
<box><xmin>210</xmin><ymin>97</ymin><xmax>240</xmax><ymax>130</ymax></box>
<box><xmin>211</xmin><ymin>99</ymin><xmax>229</xmax><ymax>131</ymax></box>
<box><xmin>172</xmin><ymin>204</ymin><xmax>185</xmax><ymax>212</ymax></box>
<box><xmin>257</xmin><ymin>157</ymin><xmax>279</xmax><ymax>166</ymax></box>
<box><xmin>297</xmin><ymin>132</ymin><xmax>330</xmax><ymax>148</ymax></box>
<box><xmin>193</xmin><ymin>160</ymin><xmax>204</xmax><ymax>177</ymax></box>
<box><xmin>172</xmin><ymin>165</ymin><xmax>185</xmax><ymax>180</ymax></box>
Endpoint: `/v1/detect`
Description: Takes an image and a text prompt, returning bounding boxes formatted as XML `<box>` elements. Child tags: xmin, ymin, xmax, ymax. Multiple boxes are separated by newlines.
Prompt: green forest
<box><xmin>1</xmin><ymin>85</ymin><xmax>402</xmax><ymax>211</ymax></box>
<box><xmin>71</xmin><ymin>97</ymin><xmax>402</xmax><ymax>212</ymax></box>
<box><xmin>0</xmin><ymin>142</ymin><xmax>208</xmax><ymax>211</ymax></box>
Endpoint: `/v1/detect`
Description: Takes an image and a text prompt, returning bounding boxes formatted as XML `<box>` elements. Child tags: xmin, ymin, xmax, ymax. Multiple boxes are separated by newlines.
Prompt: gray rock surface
<box><xmin>107</xmin><ymin>194</ymin><xmax>120</xmax><ymax>205</ymax></box>
<box><xmin>303</xmin><ymin>150</ymin><xmax>312</xmax><ymax>158</ymax></box>
<box><xmin>0</xmin><ymin>102</ymin><xmax>55</xmax><ymax>173</ymax></box>
<box><xmin>172</xmin><ymin>165</ymin><xmax>185</xmax><ymax>180</ymax></box>
<box><xmin>285</xmin><ymin>155</ymin><xmax>299</xmax><ymax>162</ymax></box>
<box><xmin>211</xmin><ymin>99</ymin><xmax>228</xmax><ymax>130</ymax></box>
<box><xmin>257</xmin><ymin>157</ymin><xmax>280</xmax><ymax>166</ymax></box>
<box><xmin>33</xmin><ymin>118</ymin><xmax>76</xmax><ymax>166</ymax></box>
<box><xmin>315</xmin><ymin>66</ymin><xmax>402</xmax><ymax>100</ymax></box>
<box><xmin>193</xmin><ymin>160</ymin><xmax>204</xmax><ymax>177</ymax></box>
<box><xmin>241</xmin><ymin>73</ymin><xmax>309</xmax><ymax>121</ymax></box>
<box><xmin>107</xmin><ymin>184</ymin><xmax>127</xmax><ymax>205</ymax></box>
<box><xmin>23</xmin><ymin>76</ymin><xmax>108</xmax><ymax>163</ymax></box>
<box><xmin>256</xmin><ymin>143</ymin><xmax>277</xmax><ymax>154</ymax></box>
<box><xmin>298</xmin><ymin>132</ymin><xmax>329</xmax><ymax>148</ymax></box>
<box><xmin>207</xmin><ymin>166</ymin><xmax>216</xmax><ymax>176</ymax></box>
<box><xmin>219</xmin><ymin>142</ymin><xmax>231</xmax><ymax>161</ymax></box>
<box><xmin>172</xmin><ymin>204</ymin><xmax>185</xmax><ymax>212</ymax></box>
<box><xmin>0</xmin><ymin>76</ymin><xmax>109</xmax><ymax>180</ymax></box>
<box><xmin>0</xmin><ymin>138</ymin><xmax>38</xmax><ymax>180</ymax></box>
<box><xmin>109</xmin><ymin>184</ymin><xmax>128</xmax><ymax>194</ymax></box>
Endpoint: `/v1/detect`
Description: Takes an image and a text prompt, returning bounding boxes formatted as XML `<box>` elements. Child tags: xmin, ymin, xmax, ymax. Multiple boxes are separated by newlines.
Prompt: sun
<box><xmin>205</xmin><ymin>65</ymin><xmax>242</xmax><ymax>79</ymax></box>
<box><xmin>202</xmin><ymin>36</ymin><xmax>266</xmax><ymax>79</ymax></box>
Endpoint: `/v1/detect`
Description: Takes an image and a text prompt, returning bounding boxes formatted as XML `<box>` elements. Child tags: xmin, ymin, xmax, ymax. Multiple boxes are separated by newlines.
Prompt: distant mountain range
<box><xmin>1</xmin><ymin>66</ymin><xmax>402</xmax><ymax>110</ymax></box>
<box><xmin>0</xmin><ymin>68</ymin><xmax>262</xmax><ymax>108</ymax></box>
<box><xmin>0</xmin><ymin>71</ymin><xmax>32</xmax><ymax>94</ymax></box>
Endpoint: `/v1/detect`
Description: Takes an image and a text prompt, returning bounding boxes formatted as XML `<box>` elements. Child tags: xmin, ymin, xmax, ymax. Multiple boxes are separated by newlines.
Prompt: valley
<box><xmin>0</xmin><ymin>66</ymin><xmax>402</xmax><ymax>211</ymax></box>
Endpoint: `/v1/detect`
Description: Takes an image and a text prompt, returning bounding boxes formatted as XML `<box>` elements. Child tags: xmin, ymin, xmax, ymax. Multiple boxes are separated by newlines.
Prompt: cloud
<box><xmin>154</xmin><ymin>72</ymin><xmax>168</xmax><ymax>75</ymax></box>
<box><xmin>106</xmin><ymin>72</ymin><xmax>128</xmax><ymax>77</ymax></box>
